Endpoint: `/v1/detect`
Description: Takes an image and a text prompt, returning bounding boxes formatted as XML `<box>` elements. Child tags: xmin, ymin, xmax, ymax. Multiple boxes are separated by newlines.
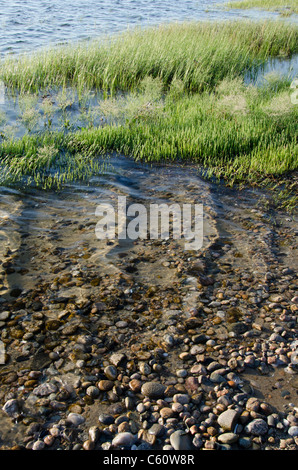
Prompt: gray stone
<box><xmin>32</xmin><ymin>440</ymin><xmax>45</xmax><ymax>450</ymax></box>
<box><xmin>170</xmin><ymin>430</ymin><xmax>193</xmax><ymax>450</ymax></box>
<box><xmin>148</xmin><ymin>423</ymin><xmax>165</xmax><ymax>437</ymax></box>
<box><xmin>227</xmin><ymin>322</ymin><xmax>248</xmax><ymax>335</ymax></box>
<box><xmin>98</xmin><ymin>413</ymin><xmax>114</xmax><ymax>425</ymax></box>
<box><xmin>66</xmin><ymin>412</ymin><xmax>85</xmax><ymax>426</ymax></box>
<box><xmin>2</xmin><ymin>399</ymin><xmax>19</xmax><ymax>417</ymax></box>
<box><xmin>0</xmin><ymin>311</ymin><xmax>10</xmax><ymax>321</ymax></box>
<box><xmin>245</xmin><ymin>418</ymin><xmax>268</xmax><ymax>436</ymax></box>
<box><xmin>217</xmin><ymin>409</ymin><xmax>239</xmax><ymax>431</ymax></box>
<box><xmin>112</xmin><ymin>432</ymin><xmax>137</xmax><ymax>448</ymax></box>
<box><xmin>288</xmin><ymin>426</ymin><xmax>298</xmax><ymax>437</ymax></box>
<box><xmin>210</xmin><ymin>371</ymin><xmax>226</xmax><ymax>383</ymax></box>
<box><xmin>173</xmin><ymin>393</ymin><xmax>189</xmax><ymax>404</ymax></box>
<box><xmin>33</xmin><ymin>382</ymin><xmax>58</xmax><ymax>396</ymax></box>
<box><xmin>110</xmin><ymin>353</ymin><xmax>126</xmax><ymax>367</ymax></box>
<box><xmin>141</xmin><ymin>381</ymin><xmax>166</xmax><ymax>399</ymax></box>
<box><xmin>217</xmin><ymin>432</ymin><xmax>239</xmax><ymax>444</ymax></box>
<box><xmin>238</xmin><ymin>437</ymin><xmax>252</xmax><ymax>449</ymax></box>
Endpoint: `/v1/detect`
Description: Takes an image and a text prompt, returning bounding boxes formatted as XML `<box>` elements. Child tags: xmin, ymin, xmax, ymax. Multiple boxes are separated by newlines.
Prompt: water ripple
<box><xmin>0</xmin><ymin>0</ymin><xmax>296</xmax><ymax>56</ymax></box>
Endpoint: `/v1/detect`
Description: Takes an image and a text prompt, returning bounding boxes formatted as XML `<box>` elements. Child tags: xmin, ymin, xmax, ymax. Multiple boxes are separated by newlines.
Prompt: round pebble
<box><xmin>112</xmin><ymin>432</ymin><xmax>137</xmax><ymax>448</ymax></box>
<box><xmin>141</xmin><ymin>382</ymin><xmax>166</xmax><ymax>399</ymax></box>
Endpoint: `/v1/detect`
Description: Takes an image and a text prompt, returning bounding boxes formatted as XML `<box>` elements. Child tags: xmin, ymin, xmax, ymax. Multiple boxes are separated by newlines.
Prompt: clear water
<box><xmin>0</xmin><ymin>0</ymin><xmax>295</xmax><ymax>56</ymax></box>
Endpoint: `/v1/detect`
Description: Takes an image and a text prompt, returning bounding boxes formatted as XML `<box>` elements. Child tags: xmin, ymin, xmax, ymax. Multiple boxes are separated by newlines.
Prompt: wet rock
<box><xmin>98</xmin><ymin>380</ymin><xmax>114</xmax><ymax>391</ymax></box>
<box><xmin>2</xmin><ymin>399</ymin><xmax>19</xmax><ymax>417</ymax></box>
<box><xmin>86</xmin><ymin>385</ymin><xmax>100</xmax><ymax>397</ymax></box>
<box><xmin>227</xmin><ymin>322</ymin><xmax>248</xmax><ymax>335</ymax></box>
<box><xmin>33</xmin><ymin>382</ymin><xmax>58</xmax><ymax>397</ymax></box>
<box><xmin>104</xmin><ymin>365</ymin><xmax>118</xmax><ymax>380</ymax></box>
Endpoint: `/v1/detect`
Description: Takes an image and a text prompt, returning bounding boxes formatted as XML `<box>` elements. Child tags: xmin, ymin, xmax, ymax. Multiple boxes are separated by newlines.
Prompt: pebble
<box><xmin>33</xmin><ymin>383</ymin><xmax>58</xmax><ymax>396</ymax></box>
<box><xmin>160</xmin><ymin>407</ymin><xmax>176</xmax><ymax>419</ymax></box>
<box><xmin>245</xmin><ymin>419</ymin><xmax>268</xmax><ymax>436</ymax></box>
<box><xmin>217</xmin><ymin>409</ymin><xmax>239</xmax><ymax>431</ymax></box>
<box><xmin>288</xmin><ymin>426</ymin><xmax>298</xmax><ymax>437</ymax></box>
<box><xmin>66</xmin><ymin>413</ymin><xmax>85</xmax><ymax>426</ymax></box>
<box><xmin>170</xmin><ymin>430</ymin><xmax>193</xmax><ymax>450</ymax></box>
<box><xmin>112</xmin><ymin>432</ymin><xmax>137</xmax><ymax>448</ymax></box>
<box><xmin>141</xmin><ymin>382</ymin><xmax>166</xmax><ymax>399</ymax></box>
<box><xmin>32</xmin><ymin>440</ymin><xmax>45</xmax><ymax>450</ymax></box>
<box><xmin>173</xmin><ymin>394</ymin><xmax>189</xmax><ymax>405</ymax></box>
<box><xmin>110</xmin><ymin>353</ymin><xmax>126</xmax><ymax>367</ymax></box>
<box><xmin>148</xmin><ymin>423</ymin><xmax>165</xmax><ymax>437</ymax></box>
<box><xmin>86</xmin><ymin>385</ymin><xmax>100</xmax><ymax>397</ymax></box>
<box><xmin>104</xmin><ymin>365</ymin><xmax>118</xmax><ymax>380</ymax></box>
<box><xmin>2</xmin><ymin>399</ymin><xmax>19</xmax><ymax>417</ymax></box>
<box><xmin>99</xmin><ymin>413</ymin><xmax>114</xmax><ymax>425</ymax></box>
<box><xmin>217</xmin><ymin>433</ymin><xmax>239</xmax><ymax>444</ymax></box>
<box><xmin>98</xmin><ymin>380</ymin><xmax>114</xmax><ymax>391</ymax></box>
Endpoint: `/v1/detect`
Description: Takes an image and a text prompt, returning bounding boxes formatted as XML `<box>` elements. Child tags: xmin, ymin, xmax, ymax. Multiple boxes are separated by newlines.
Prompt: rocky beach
<box><xmin>0</xmin><ymin>160</ymin><xmax>297</xmax><ymax>451</ymax></box>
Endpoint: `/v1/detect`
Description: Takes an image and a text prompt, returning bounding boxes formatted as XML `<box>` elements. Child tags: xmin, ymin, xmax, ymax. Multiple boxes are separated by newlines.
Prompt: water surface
<box><xmin>0</xmin><ymin>0</ymin><xmax>295</xmax><ymax>56</ymax></box>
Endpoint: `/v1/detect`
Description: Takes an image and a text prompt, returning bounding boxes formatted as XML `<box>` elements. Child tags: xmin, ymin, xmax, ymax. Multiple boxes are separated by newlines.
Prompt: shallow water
<box><xmin>0</xmin><ymin>0</ymin><xmax>296</xmax><ymax>56</ymax></box>
<box><xmin>0</xmin><ymin>156</ymin><xmax>217</xmax><ymax>297</ymax></box>
<box><xmin>0</xmin><ymin>155</ymin><xmax>296</xmax><ymax>305</ymax></box>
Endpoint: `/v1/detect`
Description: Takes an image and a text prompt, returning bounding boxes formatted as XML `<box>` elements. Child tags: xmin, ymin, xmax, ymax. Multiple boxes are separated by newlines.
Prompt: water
<box><xmin>0</xmin><ymin>155</ymin><xmax>295</xmax><ymax>303</ymax></box>
<box><xmin>0</xmin><ymin>0</ymin><xmax>296</xmax><ymax>56</ymax></box>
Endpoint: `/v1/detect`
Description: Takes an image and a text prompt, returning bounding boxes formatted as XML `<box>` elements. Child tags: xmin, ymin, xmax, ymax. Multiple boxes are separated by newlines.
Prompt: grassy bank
<box><xmin>224</xmin><ymin>0</ymin><xmax>298</xmax><ymax>16</ymax></box>
<box><xmin>0</xmin><ymin>20</ymin><xmax>297</xmax><ymax>204</ymax></box>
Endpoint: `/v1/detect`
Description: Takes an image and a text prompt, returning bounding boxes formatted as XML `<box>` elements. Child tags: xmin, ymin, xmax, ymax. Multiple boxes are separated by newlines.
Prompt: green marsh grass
<box><xmin>0</xmin><ymin>20</ymin><xmax>297</xmax><ymax>201</ymax></box>
<box><xmin>1</xmin><ymin>20</ymin><xmax>297</xmax><ymax>95</ymax></box>
<box><xmin>224</xmin><ymin>0</ymin><xmax>298</xmax><ymax>16</ymax></box>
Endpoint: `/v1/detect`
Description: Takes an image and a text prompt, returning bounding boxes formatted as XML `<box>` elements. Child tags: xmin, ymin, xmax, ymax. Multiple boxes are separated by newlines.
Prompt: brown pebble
<box><xmin>160</xmin><ymin>407</ymin><xmax>176</xmax><ymax>419</ymax></box>
<box><xmin>83</xmin><ymin>440</ymin><xmax>95</xmax><ymax>450</ymax></box>
<box><xmin>98</xmin><ymin>380</ymin><xmax>114</xmax><ymax>391</ymax></box>
<box><xmin>44</xmin><ymin>435</ymin><xmax>55</xmax><ymax>446</ymax></box>
<box><xmin>129</xmin><ymin>379</ymin><xmax>142</xmax><ymax>392</ymax></box>
<box><xmin>118</xmin><ymin>421</ymin><xmax>130</xmax><ymax>433</ymax></box>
